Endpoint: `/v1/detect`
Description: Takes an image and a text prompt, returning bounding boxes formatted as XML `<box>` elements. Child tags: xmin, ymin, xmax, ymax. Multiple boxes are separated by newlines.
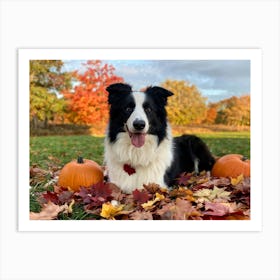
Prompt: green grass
<box><xmin>197</xmin><ymin>131</ymin><xmax>250</xmax><ymax>159</ymax></box>
<box><xmin>30</xmin><ymin>132</ymin><xmax>250</xmax><ymax>169</ymax></box>
<box><xmin>30</xmin><ymin>135</ymin><xmax>105</xmax><ymax>169</ymax></box>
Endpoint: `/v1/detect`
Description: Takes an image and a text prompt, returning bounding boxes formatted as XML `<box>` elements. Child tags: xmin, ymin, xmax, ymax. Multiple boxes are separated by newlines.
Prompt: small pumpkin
<box><xmin>58</xmin><ymin>157</ymin><xmax>104</xmax><ymax>191</ymax></box>
<box><xmin>211</xmin><ymin>154</ymin><xmax>250</xmax><ymax>178</ymax></box>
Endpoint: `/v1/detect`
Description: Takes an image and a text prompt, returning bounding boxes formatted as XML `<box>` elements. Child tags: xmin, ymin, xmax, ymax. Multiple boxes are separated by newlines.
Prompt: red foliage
<box><xmin>132</xmin><ymin>189</ymin><xmax>150</xmax><ymax>204</ymax></box>
<box><xmin>63</xmin><ymin>60</ymin><xmax>123</xmax><ymax>125</ymax></box>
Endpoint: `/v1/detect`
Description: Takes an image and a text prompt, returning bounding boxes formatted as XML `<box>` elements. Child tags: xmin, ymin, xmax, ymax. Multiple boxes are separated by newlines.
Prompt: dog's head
<box><xmin>106</xmin><ymin>83</ymin><xmax>173</xmax><ymax>147</ymax></box>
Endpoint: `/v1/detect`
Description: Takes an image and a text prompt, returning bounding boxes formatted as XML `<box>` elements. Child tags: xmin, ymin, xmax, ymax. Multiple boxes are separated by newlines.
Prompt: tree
<box><xmin>30</xmin><ymin>60</ymin><xmax>72</xmax><ymax>128</ymax></box>
<box><xmin>161</xmin><ymin>80</ymin><xmax>207</xmax><ymax>125</ymax></box>
<box><xmin>215</xmin><ymin>95</ymin><xmax>250</xmax><ymax>126</ymax></box>
<box><xmin>204</xmin><ymin>103</ymin><xmax>218</xmax><ymax>124</ymax></box>
<box><xmin>62</xmin><ymin>60</ymin><xmax>124</xmax><ymax>125</ymax></box>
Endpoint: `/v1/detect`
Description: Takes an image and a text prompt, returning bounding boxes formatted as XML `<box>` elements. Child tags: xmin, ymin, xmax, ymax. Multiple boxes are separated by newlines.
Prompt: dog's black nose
<box><xmin>133</xmin><ymin>119</ymin><xmax>146</xmax><ymax>131</ymax></box>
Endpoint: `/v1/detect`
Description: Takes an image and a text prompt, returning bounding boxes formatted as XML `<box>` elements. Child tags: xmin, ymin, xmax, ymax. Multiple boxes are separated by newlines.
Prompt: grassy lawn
<box><xmin>197</xmin><ymin>131</ymin><xmax>250</xmax><ymax>159</ymax></box>
<box><xmin>30</xmin><ymin>131</ymin><xmax>250</xmax><ymax>169</ymax></box>
<box><xmin>30</xmin><ymin>135</ymin><xmax>105</xmax><ymax>169</ymax></box>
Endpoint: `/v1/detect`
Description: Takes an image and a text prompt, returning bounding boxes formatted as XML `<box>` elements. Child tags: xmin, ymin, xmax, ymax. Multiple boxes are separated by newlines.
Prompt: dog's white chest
<box><xmin>104</xmin><ymin>133</ymin><xmax>173</xmax><ymax>193</ymax></box>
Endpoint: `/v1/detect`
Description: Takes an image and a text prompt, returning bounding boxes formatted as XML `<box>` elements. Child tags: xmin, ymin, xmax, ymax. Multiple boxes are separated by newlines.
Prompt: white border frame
<box><xmin>18</xmin><ymin>48</ymin><xmax>262</xmax><ymax>232</ymax></box>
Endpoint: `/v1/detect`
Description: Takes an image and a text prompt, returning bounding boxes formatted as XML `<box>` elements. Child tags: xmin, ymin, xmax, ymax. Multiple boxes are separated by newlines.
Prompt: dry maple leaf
<box><xmin>231</xmin><ymin>174</ymin><xmax>244</xmax><ymax>186</ymax></box>
<box><xmin>169</xmin><ymin>187</ymin><xmax>194</xmax><ymax>201</ymax></box>
<box><xmin>157</xmin><ymin>198</ymin><xmax>201</xmax><ymax>220</ymax></box>
<box><xmin>198</xmin><ymin>177</ymin><xmax>231</xmax><ymax>189</ymax></box>
<box><xmin>193</xmin><ymin>186</ymin><xmax>231</xmax><ymax>203</ymax></box>
<box><xmin>63</xmin><ymin>199</ymin><xmax>75</xmax><ymax>214</ymax></box>
<box><xmin>30</xmin><ymin>201</ymin><xmax>67</xmax><ymax>220</ymax></box>
<box><xmin>143</xmin><ymin>183</ymin><xmax>161</xmax><ymax>194</ymax></box>
<box><xmin>100</xmin><ymin>202</ymin><xmax>124</xmax><ymax>219</ymax></box>
<box><xmin>130</xmin><ymin>211</ymin><xmax>153</xmax><ymax>220</ymax></box>
<box><xmin>108</xmin><ymin>183</ymin><xmax>124</xmax><ymax>201</ymax></box>
<box><xmin>177</xmin><ymin>172</ymin><xmax>193</xmax><ymax>186</ymax></box>
<box><xmin>141</xmin><ymin>193</ymin><xmax>165</xmax><ymax>210</ymax></box>
<box><xmin>203</xmin><ymin>201</ymin><xmax>238</xmax><ymax>216</ymax></box>
<box><xmin>132</xmin><ymin>189</ymin><xmax>150</xmax><ymax>204</ymax></box>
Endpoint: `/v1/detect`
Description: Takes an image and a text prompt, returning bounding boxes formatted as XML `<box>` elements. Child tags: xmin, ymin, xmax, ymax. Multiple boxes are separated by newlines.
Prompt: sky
<box><xmin>62</xmin><ymin>59</ymin><xmax>250</xmax><ymax>103</ymax></box>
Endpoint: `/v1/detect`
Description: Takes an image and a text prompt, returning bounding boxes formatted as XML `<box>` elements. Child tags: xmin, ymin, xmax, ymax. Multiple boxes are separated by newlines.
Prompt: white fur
<box><xmin>104</xmin><ymin>125</ymin><xmax>174</xmax><ymax>193</ymax></box>
<box><xmin>126</xmin><ymin>92</ymin><xmax>149</xmax><ymax>133</ymax></box>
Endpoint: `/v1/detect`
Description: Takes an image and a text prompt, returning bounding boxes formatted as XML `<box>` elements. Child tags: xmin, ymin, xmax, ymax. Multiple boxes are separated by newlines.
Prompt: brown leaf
<box><xmin>169</xmin><ymin>187</ymin><xmax>195</xmax><ymax>201</ymax></box>
<box><xmin>203</xmin><ymin>201</ymin><xmax>238</xmax><ymax>216</ymax></box>
<box><xmin>30</xmin><ymin>167</ymin><xmax>49</xmax><ymax>185</ymax></box>
<box><xmin>130</xmin><ymin>211</ymin><xmax>153</xmax><ymax>220</ymax></box>
<box><xmin>108</xmin><ymin>183</ymin><xmax>124</xmax><ymax>201</ymax></box>
<box><xmin>157</xmin><ymin>198</ymin><xmax>201</xmax><ymax>220</ymax></box>
<box><xmin>143</xmin><ymin>183</ymin><xmax>161</xmax><ymax>194</ymax></box>
<box><xmin>30</xmin><ymin>201</ymin><xmax>66</xmax><ymax>220</ymax></box>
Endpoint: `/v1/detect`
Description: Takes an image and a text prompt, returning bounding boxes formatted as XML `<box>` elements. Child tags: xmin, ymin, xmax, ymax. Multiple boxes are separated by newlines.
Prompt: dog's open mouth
<box><xmin>125</xmin><ymin>125</ymin><xmax>146</xmax><ymax>148</ymax></box>
<box><xmin>128</xmin><ymin>131</ymin><xmax>146</xmax><ymax>148</ymax></box>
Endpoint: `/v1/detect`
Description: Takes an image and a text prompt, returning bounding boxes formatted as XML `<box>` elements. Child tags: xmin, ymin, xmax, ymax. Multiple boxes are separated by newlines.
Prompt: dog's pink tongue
<box><xmin>131</xmin><ymin>133</ymin><xmax>146</xmax><ymax>148</ymax></box>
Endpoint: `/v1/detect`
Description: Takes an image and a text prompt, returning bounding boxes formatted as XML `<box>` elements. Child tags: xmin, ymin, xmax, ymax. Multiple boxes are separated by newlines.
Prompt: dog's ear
<box><xmin>106</xmin><ymin>83</ymin><xmax>132</xmax><ymax>104</ymax></box>
<box><xmin>145</xmin><ymin>86</ymin><xmax>174</xmax><ymax>105</ymax></box>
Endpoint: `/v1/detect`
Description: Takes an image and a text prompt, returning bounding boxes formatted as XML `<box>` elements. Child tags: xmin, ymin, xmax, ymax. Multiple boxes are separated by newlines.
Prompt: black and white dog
<box><xmin>104</xmin><ymin>83</ymin><xmax>215</xmax><ymax>193</ymax></box>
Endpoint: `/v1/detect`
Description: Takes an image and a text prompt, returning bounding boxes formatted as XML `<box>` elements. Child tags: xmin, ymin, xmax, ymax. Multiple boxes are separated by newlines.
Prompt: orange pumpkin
<box><xmin>211</xmin><ymin>154</ymin><xmax>250</xmax><ymax>178</ymax></box>
<box><xmin>58</xmin><ymin>157</ymin><xmax>104</xmax><ymax>191</ymax></box>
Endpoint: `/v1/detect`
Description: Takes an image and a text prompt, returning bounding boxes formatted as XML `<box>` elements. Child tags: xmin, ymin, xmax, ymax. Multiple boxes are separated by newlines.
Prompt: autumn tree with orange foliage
<box><xmin>204</xmin><ymin>103</ymin><xmax>218</xmax><ymax>124</ymax></box>
<box><xmin>215</xmin><ymin>95</ymin><xmax>250</xmax><ymax>126</ymax></box>
<box><xmin>63</xmin><ymin>60</ymin><xmax>123</xmax><ymax>125</ymax></box>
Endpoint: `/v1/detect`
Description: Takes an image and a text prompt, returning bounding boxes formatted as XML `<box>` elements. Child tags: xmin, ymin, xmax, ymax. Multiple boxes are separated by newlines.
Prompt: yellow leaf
<box><xmin>141</xmin><ymin>192</ymin><xmax>165</xmax><ymax>210</ymax></box>
<box><xmin>100</xmin><ymin>202</ymin><xmax>124</xmax><ymax>219</ymax></box>
<box><xmin>63</xmin><ymin>199</ymin><xmax>75</xmax><ymax>214</ymax></box>
<box><xmin>193</xmin><ymin>186</ymin><xmax>231</xmax><ymax>203</ymax></box>
<box><xmin>231</xmin><ymin>174</ymin><xmax>244</xmax><ymax>186</ymax></box>
<box><xmin>155</xmin><ymin>192</ymin><xmax>165</xmax><ymax>201</ymax></box>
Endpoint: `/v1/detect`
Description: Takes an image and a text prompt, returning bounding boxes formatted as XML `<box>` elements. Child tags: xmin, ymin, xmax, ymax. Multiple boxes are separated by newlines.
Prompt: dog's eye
<box><xmin>144</xmin><ymin>106</ymin><xmax>152</xmax><ymax>113</ymax></box>
<box><xmin>125</xmin><ymin>107</ymin><xmax>133</xmax><ymax>113</ymax></box>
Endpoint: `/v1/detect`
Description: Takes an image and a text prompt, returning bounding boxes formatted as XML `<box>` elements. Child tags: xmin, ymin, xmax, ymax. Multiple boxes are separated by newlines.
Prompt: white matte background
<box><xmin>0</xmin><ymin>0</ymin><xmax>279</xmax><ymax>280</ymax></box>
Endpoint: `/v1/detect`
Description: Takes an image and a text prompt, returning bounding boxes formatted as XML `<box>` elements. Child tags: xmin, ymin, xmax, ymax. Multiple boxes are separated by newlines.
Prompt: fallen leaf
<box><xmin>203</xmin><ymin>201</ymin><xmax>238</xmax><ymax>216</ymax></box>
<box><xmin>108</xmin><ymin>183</ymin><xmax>124</xmax><ymax>201</ymax></box>
<box><xmin>76</xmin><ymin>182</ymin><xmax>113</xmax><ymax>208</ymax></box>
<box><xmin>169</xmin><ymin>187</ymin><xmax>195</xmax><ymax>202</ymax></box>
<box><xmin>157</xmin><ymin>198</ymin><xmax>201</xmax><ymax>220</ymax></box>
<box><xmin>141</xmin><ymin>193</ymin><xmax>165</xmax><ymax>210</ymax></box>
<box><xmin>143</xmin><ymin>183</ymin><xmax>161</xmax><ymax>194</ymax></box>
<box><xmin>130</xmin><ymin>211</ymin><xmax>153</xmax><ymax>220</ymax></box>
<box><xmin>194</xmin><ymin>186</ymin><xmax>231</xmax><ymax>203</ymax></box>
<box><xmin>63</xmin><ymin>199</ymin><xmax>75</xmax><ymax>214</ymax></box>
<box><xmin>100</xmin><ymin>202</ymin><xmax>124</xmax><ymax>219</ymax></box>
<box><xmin>30</xmin><ymin>201</ymin><xmax>66</xmax><ymax>220</ymax></box>
<box><xmin>177</xmin><ymin>172</ymin><xmax>192</xmax><ymax>186</ymax></box>
<box><xmin>132</xmin><ymin>189</ymin><xmax>150</xmax><ymax>204</ymax></box>
<box><xmin>231</xmin><ymin>174</ymin><xmax>244</xmax><ymax>186</ymax></box>
<box><xmin>58</xmin><ymin>190</ymin><xmax>74</xmax><ymax>204</ymax></box>
<box><xmin>42</xmin><ymin>191</ymin><xmax>59</xmax><ymax>204</ymax></box>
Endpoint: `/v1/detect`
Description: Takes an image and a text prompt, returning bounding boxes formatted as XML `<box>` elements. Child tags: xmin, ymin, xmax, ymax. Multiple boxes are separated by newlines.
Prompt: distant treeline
<box><xmin>30</xmin><ymin>60</ymin><xmax>250</xmax><ymax>130</ymax></box>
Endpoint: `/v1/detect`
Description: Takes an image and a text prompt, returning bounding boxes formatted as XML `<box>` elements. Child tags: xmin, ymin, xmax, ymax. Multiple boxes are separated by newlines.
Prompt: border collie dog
<box><xmin>105</xmin><ymin>83</ymin><xmax>215</xmax><ymax>193</ymax></box>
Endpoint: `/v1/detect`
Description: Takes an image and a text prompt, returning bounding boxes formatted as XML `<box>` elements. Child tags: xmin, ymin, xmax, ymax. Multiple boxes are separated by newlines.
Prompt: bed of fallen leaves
<box><xmin>30</xmin><ymin>166</ymin><xmax>250</xmax><ymax>220</ymax></box>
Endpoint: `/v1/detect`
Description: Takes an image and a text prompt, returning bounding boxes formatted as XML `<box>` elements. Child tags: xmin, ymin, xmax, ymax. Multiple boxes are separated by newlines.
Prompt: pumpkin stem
<box><xmin>77</xmin><ymin>156</ymin><xmax>84</xmax><ymax>164</ymax></box>
<box><xmin>242</xmin><ymin>156</ymin><xmax>248</xmax><ymax>161</ymax></box>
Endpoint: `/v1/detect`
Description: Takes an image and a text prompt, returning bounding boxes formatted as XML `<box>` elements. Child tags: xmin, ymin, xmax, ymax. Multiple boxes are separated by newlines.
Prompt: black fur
<box><xmin>144</xmin><ymin>86</ymin><xmax>173</xmax><ymax>144</ymax></box>
<box><xmin>165</xmin><ymin>134</ymin><xmax>215</xmax><ymax>186</ymax></box>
